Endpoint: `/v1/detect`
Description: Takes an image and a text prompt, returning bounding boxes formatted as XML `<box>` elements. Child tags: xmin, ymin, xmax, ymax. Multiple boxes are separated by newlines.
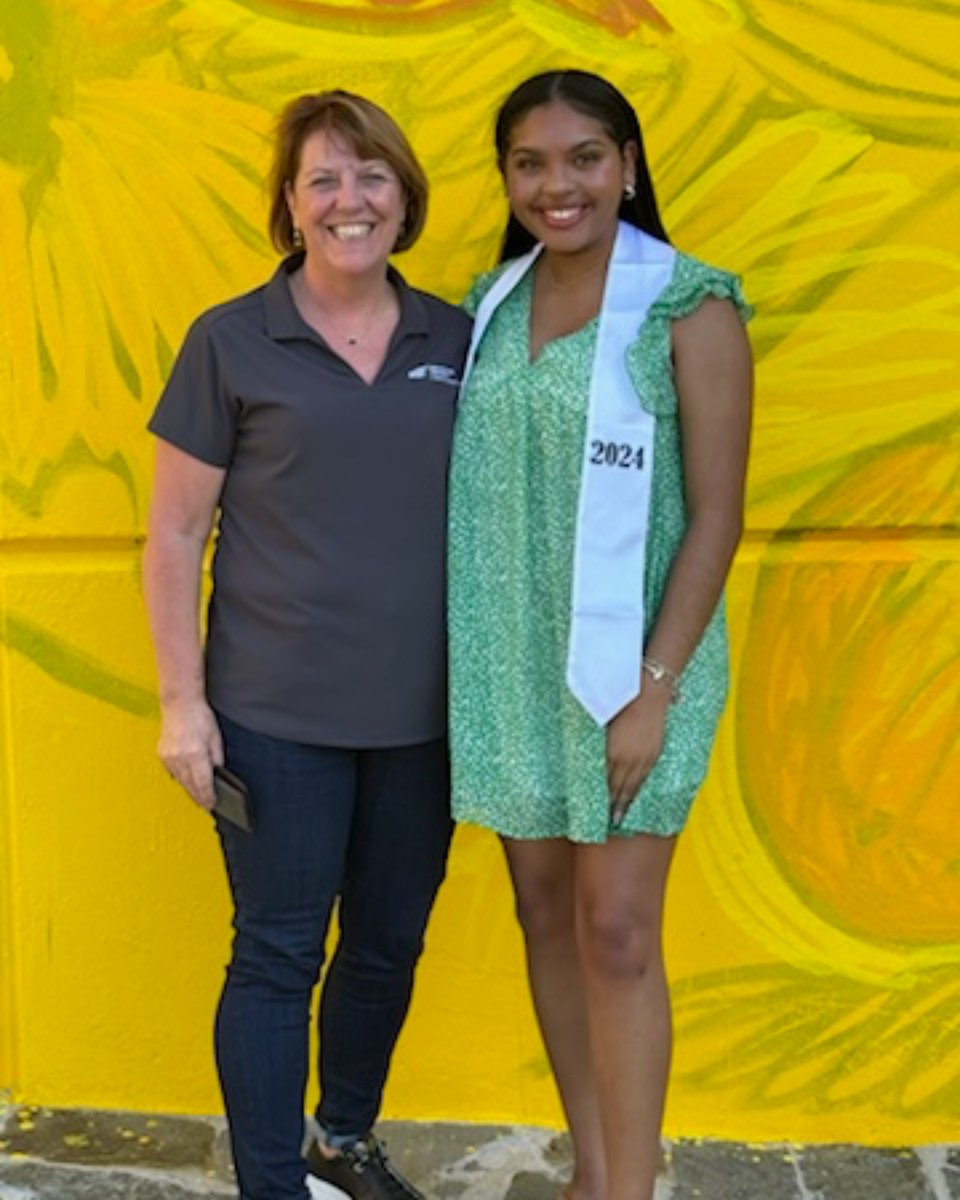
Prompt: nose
<box><xmin>335</xmin><ymin>171</ymin><xmax>363</xmax><ymax>210</ymax></box>
<box><xmin>542</xmin><ymin>160</ymin><xmax>573</xmax><ymax>195</ymax></box>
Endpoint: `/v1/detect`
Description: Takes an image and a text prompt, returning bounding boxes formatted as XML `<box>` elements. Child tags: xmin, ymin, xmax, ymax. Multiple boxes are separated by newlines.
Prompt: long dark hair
<box><xmin>494</xmin><ymin>70</ymin><xmax>669</xmax><ymax>262</ymax></box>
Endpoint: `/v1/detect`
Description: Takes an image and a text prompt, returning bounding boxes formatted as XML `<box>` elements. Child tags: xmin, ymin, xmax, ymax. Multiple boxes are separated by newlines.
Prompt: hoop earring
<box><xmin>623</xmin><ymin>184</ymin><xmax>637</xmax><ymax>201</ymax></box>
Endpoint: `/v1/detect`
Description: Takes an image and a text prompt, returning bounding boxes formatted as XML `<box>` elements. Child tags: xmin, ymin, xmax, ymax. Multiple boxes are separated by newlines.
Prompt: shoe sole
<box><xmin>307</xmin><ymin>1176</ymin><xmax>352</xmax><ymax>1200</ymax></box>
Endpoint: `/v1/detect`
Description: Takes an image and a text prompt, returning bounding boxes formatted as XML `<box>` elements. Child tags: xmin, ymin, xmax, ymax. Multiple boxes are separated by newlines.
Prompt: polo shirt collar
<box><xmin>263</xmin><ymin>254</ymin><xmax>431</xmax><ymax>342</ymax></box>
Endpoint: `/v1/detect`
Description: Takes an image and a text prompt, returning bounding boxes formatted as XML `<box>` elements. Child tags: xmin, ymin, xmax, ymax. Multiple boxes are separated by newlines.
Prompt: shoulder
<box><xmin>183</xmin><ymin>283</ymin><xmax>268</xmax><ymax>347</ymax></box>
<box><xmin>626</xmin><ymin>250</ymin><xmax>752</xmax><ymax>415</ymax></box>
<box><xmin>668</xmin><ymin>256</ymin><xmax>753</xmax><ymax>381</ymax></box>
<box><xmin>651</xmin><ymin>251</ymin><xmax>752</xmax><ymax>326</ymax></box>
<box><xmin>407</xmin><ymin>285</ymin><xmax>473</xmax><ymax>338</ymax></box>
<box><xmin>462</xmin><ymin>262</ymin><xmax>518</xmax><ymax>317</ymax></box>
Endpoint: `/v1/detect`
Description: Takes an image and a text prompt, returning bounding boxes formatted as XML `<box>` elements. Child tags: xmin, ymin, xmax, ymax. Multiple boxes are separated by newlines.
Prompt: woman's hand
<box><xmin>606</xmin><ymin>685</ymin><xmax>671</xmax><ymax>827</ymax></box>
<box><xmin>158</xmin><ymin>697</ymin><xmax>223</xmax><ymax>811</ymax></box>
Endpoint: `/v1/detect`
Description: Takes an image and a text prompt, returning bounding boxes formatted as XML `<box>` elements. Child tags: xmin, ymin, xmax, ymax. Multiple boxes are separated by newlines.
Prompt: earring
<box><xmin>623</xmin><ymin>184</ymin><xmax>637</xmax><ymax>201</ymax></box>
<box><xmin>292</xmin><ymin>227</ymin><xmax>304</xmax><ymax>249</ymax></box>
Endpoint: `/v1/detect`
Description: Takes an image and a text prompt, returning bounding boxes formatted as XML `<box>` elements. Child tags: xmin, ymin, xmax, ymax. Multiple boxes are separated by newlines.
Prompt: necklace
<box><xmin>327</xmin><ymin>322</ymin><xmax>361</xmax><ymax>347</ymax></box>
<box><xmin>293</xmin><ymin>274</ymin><xmax>397</xmax><ymax>348</ymax></box>
<box><xmin>315</xmin><ymin>309</ymin><xmax>372</xmax><ymax>347</ymax></box>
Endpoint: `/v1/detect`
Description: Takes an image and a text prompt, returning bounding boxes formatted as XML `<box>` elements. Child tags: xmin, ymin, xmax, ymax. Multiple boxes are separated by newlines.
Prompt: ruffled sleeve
<box><xmin>650</xmin><ymin>253</ymin><xmax>752</xmax><ymax>324</ymax></box>
<box><xmin>627</xmin><ymin>252</ymin><xmax>752</xmax><ymax>416</ymax></box>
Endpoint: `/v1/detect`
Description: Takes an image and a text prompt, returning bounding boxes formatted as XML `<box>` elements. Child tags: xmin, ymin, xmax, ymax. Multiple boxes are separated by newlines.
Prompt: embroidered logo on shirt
<box><xmin>407</xmin><ymin>363</ymin><xmax>461</xmax><ymax>386</ymax></box>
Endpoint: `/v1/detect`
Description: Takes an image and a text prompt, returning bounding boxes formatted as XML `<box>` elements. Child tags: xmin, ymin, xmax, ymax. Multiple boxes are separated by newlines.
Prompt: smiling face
<box><xmin>285</xmin><ymin>129</ymin><xmax>406</xmax><ymax>280</ymax></box>
<box><xmin>502</xmin><ymin>101</ymin><xmax>637</xmax><ymax>258</ymax></box>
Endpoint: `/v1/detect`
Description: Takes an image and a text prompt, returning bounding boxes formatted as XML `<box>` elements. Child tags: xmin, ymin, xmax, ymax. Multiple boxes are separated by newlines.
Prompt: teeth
<box><xmin>330</xmin><ymin>223</ymin><xmax>373</xmax><ymax>241</ymax></box>
<box><xmin>544</xmin><ymin>208</ymin><xmax>581</xmax><ymax>221</ymax></box>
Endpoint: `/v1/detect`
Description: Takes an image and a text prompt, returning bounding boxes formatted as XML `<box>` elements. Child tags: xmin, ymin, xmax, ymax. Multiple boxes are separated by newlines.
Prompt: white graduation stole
<box><xmin>463</xmin><ymin>222</ymin><xmax>676</xmax><ymax>725</ymax></box>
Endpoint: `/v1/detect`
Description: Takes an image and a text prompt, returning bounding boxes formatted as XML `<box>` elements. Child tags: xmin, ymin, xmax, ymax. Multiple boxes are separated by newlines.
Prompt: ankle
<box><xmin>562</xmin><ymin>1186</ymin><xmax>604</xmax><ymax>1200</ymax></box>
<box><xmin>563</xmin><ymin>1164</ymin><xmax>608</xmax><ymax>1200</ymax></box>
<box><xmin>315</xmin><ymin>1126</ymin><xmax>369</xmax><ymax>1159</ymax></box>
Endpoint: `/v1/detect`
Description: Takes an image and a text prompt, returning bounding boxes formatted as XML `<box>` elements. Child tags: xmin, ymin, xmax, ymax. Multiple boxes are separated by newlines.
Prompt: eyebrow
<box><xmin>302</xmin><ymin>159</ymin><xmax>392</xmax><ymax>177</ymax></box>
<box><xmin>509</xmin><ymin>138</ymin><xmax>607</xmax><ymax>156</ymax></box>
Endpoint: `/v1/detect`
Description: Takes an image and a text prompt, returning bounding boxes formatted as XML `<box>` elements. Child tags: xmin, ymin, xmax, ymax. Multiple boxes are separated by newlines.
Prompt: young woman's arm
<box><xmin>607</xmin><ymin>297</ymin><xmax>753</xmax><ymax>820</ymax></box>
<box><xmin>143</xmin><ymin>440</ymin><xmax>226</xmax><ymax>810</ymax></box>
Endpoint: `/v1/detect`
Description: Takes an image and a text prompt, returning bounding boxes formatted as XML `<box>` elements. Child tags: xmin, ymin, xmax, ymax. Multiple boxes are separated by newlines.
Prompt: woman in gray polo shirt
<box><xmin>143</xmin><ymin>91</ymin><xmax>470</xmax><ymax>1200</ymax></box>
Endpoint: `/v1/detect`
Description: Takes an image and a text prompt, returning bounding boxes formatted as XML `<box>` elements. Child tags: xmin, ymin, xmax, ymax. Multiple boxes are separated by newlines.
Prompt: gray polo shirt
<box><xmin>149</xmin><ymin>256</ymin><xmax>471</xmax><ymax>747</ymax></box>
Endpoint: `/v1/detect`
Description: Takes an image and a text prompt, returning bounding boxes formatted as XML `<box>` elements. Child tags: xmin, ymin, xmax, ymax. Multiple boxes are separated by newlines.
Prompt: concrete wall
<box><xmin>1</xmin><ymin>0</ymin><xmax>958</xmax><ymax>1146</ymax></box>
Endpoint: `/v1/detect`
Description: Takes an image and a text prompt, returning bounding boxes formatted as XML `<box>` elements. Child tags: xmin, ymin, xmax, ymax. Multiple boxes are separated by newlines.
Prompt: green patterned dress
<box><xmin>448</xmin><ymin>252</ymin><xmax>751</xmax><ymax>843</ymax></box>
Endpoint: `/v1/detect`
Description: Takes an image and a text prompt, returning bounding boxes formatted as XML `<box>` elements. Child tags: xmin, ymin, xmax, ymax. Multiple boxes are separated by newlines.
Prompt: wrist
<box><xmin>641</xmin><ymin>656</ymin><xmax>682</xmax><ymax>704</ymax></box>
<box><xmin>159</xmin><ymin>689</ymin><xmax>208</xmax><ymax>711</ymax></box>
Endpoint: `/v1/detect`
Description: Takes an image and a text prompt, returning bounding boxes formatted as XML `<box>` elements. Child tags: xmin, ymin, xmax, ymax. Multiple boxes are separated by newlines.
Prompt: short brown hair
<box><xmin>268</xmin><ymin>91</ymin><xmax>429</xmax><ymax>255</ymax></box>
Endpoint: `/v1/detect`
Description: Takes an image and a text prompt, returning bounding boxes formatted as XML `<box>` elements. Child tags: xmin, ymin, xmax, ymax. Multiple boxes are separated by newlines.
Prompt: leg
<box><xmin>574</xmin><ymin>835</ymin><xmax>676</xmax><ymax>1200</ymax></box>
<box><xmin>214</xmin><ymin>714</ymin><xmax>357</xmax><ymax>1200</ymax></box>
<box><xmin>503</xmin><ymin>838</ymin><xmax>607</xmax><ymax>1200</ymax></box>
<box><xmin>317</xmin><ymin>737</ymin><xmax>452</xmax><ymax>1140</ymax></box>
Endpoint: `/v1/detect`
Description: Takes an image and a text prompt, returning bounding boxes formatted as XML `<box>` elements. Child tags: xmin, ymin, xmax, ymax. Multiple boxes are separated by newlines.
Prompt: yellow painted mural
<box><xmin>1</xmin><ymin>0</ymin><xmax>958</xmax><ymax>1147</ymax></box>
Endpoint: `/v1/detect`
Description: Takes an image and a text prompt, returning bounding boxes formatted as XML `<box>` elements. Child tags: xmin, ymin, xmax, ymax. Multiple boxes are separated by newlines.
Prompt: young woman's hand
<box><xmin>606</xmin><ymin>685</ymin><xmax>671</xmax><ymax>827</ymax></box>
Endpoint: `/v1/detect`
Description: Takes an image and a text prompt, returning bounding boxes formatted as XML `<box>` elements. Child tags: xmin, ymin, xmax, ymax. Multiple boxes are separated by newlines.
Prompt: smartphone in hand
<box><xmin>212</xmin><ymin>764</ymin><xmax>254</xmax><ymax>832</ymax></box>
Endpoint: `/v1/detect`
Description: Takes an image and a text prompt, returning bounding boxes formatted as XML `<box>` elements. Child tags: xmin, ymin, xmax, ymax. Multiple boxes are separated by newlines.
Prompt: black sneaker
<box><xmin>306</xmin><ymin>1134</ymin><xmax>425</xmax><ymax>1200</ymax></box>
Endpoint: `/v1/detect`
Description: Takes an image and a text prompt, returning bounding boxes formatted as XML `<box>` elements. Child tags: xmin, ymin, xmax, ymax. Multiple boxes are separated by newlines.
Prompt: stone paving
<box><xmin>0</xmin><ymin>1106</ymin><xmax>958</xmax><ymax>1199</ymax></box>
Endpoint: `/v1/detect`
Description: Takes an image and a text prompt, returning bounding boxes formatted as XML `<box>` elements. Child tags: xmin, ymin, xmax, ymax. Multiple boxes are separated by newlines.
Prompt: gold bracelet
<box><xmin>641</xmin><ymin>656</ymin><xmax>681</xmax><ymax>703</ymax></box>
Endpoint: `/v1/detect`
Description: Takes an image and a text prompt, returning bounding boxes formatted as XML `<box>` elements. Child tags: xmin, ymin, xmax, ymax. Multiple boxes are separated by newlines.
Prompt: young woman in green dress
<box><xmin>448</xmin><ymin>71</ymin><xmax>753</xmax><ymax>1200</ymax></box>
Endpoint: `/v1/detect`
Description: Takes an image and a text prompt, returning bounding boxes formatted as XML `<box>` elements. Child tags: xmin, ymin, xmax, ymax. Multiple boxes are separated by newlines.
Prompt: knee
<box><xmin>229</xmin><ymin>921</ymin><xmax>325</xmax><ymax>995</ymax></box>
<box><xmin>513</xmin><ymin>875</ymin><xmax>574</xmax><ymax>944</ymax></box>
<box><xmin>338</xmin><ymin>927</ymin><xmax>425</xmax><ymax>977</ymax></box>
<box><xmin>576</xmin><ymin>899</ymin><xmax>662</xmax><ymax>981</ymax></box>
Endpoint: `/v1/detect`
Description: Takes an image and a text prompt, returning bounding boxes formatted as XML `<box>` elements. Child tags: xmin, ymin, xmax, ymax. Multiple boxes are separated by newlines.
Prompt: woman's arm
<box><xmin>607</xmin><ymin>297</ymin><xmax>753</xmax><ymax>819</ymax></box>
<box><xmin>143</xmin><ymin>440</ymin><xmax>226</xmax><ymax>810</ymax></box>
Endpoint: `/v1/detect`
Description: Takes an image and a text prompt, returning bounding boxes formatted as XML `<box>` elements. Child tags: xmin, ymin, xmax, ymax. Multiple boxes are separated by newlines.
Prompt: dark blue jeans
<box><xmin>213</xmin><ymin>713</ymin><xmax>453</xmax><ymax>1200</ymax></box>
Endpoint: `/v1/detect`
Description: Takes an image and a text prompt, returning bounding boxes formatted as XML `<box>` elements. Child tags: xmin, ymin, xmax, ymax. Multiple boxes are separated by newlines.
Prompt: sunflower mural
<box><xmin>0</xmin><ymin>0</ymin><xmax>957</xmax><ymax>1145</ymax></box>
